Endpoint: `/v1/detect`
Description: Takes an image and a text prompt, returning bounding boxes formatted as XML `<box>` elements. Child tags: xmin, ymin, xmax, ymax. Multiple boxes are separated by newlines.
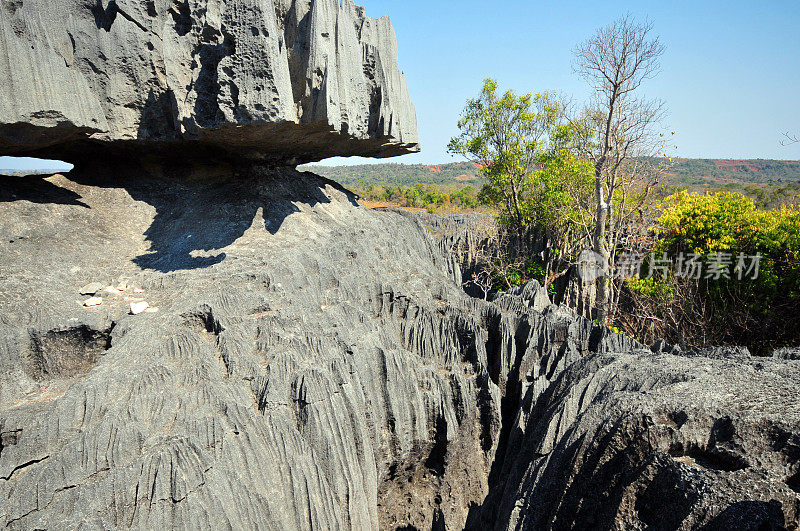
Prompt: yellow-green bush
<box><xmin>652</xmin><ymin>190</ymin><xmax>800</xmax><ymax>352</ymax></box>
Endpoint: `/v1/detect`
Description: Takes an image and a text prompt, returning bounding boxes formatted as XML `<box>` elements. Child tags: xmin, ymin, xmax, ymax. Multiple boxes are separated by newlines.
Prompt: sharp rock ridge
<box><xmin>0</xmin><ymin>0</ymin><xmax>419</xmax><ymax>165</ymax></box>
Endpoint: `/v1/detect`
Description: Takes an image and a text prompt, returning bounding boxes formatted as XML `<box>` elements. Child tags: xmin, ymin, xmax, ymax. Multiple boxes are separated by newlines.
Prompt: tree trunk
<box><xmin>593</xmin><ymin>162</ymin><xmax>611</xmax><ymax>323</ymax></box>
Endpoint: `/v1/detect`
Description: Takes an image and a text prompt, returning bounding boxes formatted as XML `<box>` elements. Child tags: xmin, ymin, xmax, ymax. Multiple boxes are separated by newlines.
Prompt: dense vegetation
<box><xmin>304</xmin><ymin>17</ymin><xmax>800</xmax><ymax>353</ymax></box>
<box><xmin>303</xmin><ymin>162</ymin><xmax>483</xmax><ymax>188</ymax></box>
<box><xmin>320</xmin><ymin>14</ymin><xmax>800</xmax><ymax>353</ymax></box>
<box><xmin>308</xmin><ymin>159</ymin><xmax>800</xmax><ymax>211</ymax></box>
<box><xmin>617</xmin><ymin>191</ymin><xmax>800</xmax><ymax>353</ymax></box>
<box><xmin>356</xmin><ymin>183</ymin><xmax>485</xmax><ymax>213</ymax></box>
<box><xmin>307</xmin><ymin>159</ymin><xmax>800</xmax><ymax>187</ymax></box>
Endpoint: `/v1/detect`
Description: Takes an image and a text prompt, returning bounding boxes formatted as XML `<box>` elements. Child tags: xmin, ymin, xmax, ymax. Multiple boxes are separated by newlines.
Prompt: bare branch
<box><xmin>572</xmin><ymin>15</ymin><xmax>666</xmax><ymax>323</ymax></box>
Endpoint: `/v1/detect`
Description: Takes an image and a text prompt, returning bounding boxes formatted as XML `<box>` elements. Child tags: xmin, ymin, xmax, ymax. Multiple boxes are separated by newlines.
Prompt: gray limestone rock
<box><xmin>414</xmin><ymin>213</ymin><xmax>499</xmax><ymax>275</ymax></box>
<box><xmin>0</xmin><ymin>0</ymin><xmax>418</xmax><ymax>164</ymax></box>
<box><xmin>774</xmin><ymin>347</ymin><xmax>800</xmax><ymax>360</ymax></box>
<box><xmin>415</xmin><ymin>212</ymin><xmax>500</xmax><ymax>299</ymax></box>
<box><xmin>10</xmin><ymin>2</ymin><xmax>798</xmax><ymax>527</ymax></box>
<box><xmin>79</xmin><ymin>282</ymin><xmax>105</xmax><ymax>296</ymax></box>
<box><xmin>493</xmin><ymin>280</ymin><xmax>551</xmax><ymax>313</ymax></box>
<box><xmin>0</xmin><ymin>166</ymin><xmax>492</xmax><ymax>530</ymax></box>
<box><xmin>1</xmin><ymin>169</ymin><xmax>799</xmax><ymax>529</ymax></box>
<box><xmin>473</xmin><ymin>347</ymin><xmax>800</xmax><ymax>529</ymax></box>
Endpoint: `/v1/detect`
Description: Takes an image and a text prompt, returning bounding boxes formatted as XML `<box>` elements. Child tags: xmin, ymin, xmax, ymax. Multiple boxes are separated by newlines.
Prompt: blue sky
<box><xmin>2</xmin><ymin>0</ymin><xmax>798</xmax><ymax>171</ymax></box>
<box><xmin>322</xmin><ymin>0</ymin><xmax>800</xmax><ymax>165</ymax></box>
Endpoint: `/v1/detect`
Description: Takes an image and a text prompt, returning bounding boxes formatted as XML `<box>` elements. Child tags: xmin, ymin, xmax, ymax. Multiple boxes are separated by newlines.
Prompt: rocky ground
<box><xmin>0</xmin><ymin>165</ymin><xmax>485</xmax><ymax>529</ymax></box>
<box><xmin>0</xmin><ymin>167</ymin><xmax>798</xmax><ymax>529</ymax></box>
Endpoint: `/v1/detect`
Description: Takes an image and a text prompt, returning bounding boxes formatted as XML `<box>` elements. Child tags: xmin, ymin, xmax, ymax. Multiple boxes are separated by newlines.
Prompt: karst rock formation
<box><xmin>1</xmin><ymin>1</ymin><xmax>799</xmax><ymax>530</ymax></box>
<box><xmin>0</xmin><ymin>0</ymin><xmax>418</xmax><ymax>164</ymax></box>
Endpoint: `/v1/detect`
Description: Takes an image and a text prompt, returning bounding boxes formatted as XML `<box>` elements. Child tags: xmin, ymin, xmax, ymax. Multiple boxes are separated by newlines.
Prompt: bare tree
<box><xmin>782</xmin><ymin>132</ymin><xmax>799</xmax><ymax>146</ymax></box>
<box><xmin>572</xmin><ymin>15</ymin><xmax>667</xmax><ymax>323</ymax></box>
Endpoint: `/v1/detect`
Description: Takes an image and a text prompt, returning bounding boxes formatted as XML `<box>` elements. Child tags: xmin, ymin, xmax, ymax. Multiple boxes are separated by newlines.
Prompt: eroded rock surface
<box><xmin>0</xmin><ymin>0</ymin><xmax>418</xmax><ymax>164</ymax></box>
<box><xmin>0</xmin><ymin>169</ymin><xmax>799</xmax><ymax>529</ymax></box>
<box><xmin>0</xmin><ymin>167</ymin><xmax>493</xmax><ymax>529</ymax></box>
<box><xmin>472</xmin><ymin>343</ymin><xmax>800</xmax><ymax>529</ymax></box>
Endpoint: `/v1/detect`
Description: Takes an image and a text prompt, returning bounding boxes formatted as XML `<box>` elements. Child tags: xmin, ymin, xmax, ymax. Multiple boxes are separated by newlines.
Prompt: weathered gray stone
<box><xmin>493</xmin><ymin>280</ymin><xmax>551</xmax><ymax>313</ymax></box>
<box><xmin>79</xmin><ymin>282</ymin><xmax>104</xmax><ymax>296</ymax></box>
<box><xmin>17</xmin><ymin>2</ymin><xmax>799</xmax><ymax>528</ymax></box>
<box><xmin>773</xmin><ymin>347</ymin><xmax>800</xmax><ymax>360</ymax></box>
<box><xmin>1</xmin><ymin>170</ymin><xmax>800</xmax><ymax>529</ymax></box>
<box><xmin>463</xmin><ymin>288</ymin><xmax>797</xmax><ymax>529</ymax></box>
<box><xmin>471</xmin><ymin>345</ymin><xmax>800</xmax><ymax>529</ymax></box>
<box><xmin>415</xmin><ymin>213</ymin><xmax>499</xmax><ymax>273</ymax></box>
<box><xmin>0</xmin><ymin>0</ymin><xmax>418</xmax><ymax>164</ymax></box>
<box><xmin>415</xmin><ymin>212</ymin><xmax>500</xmax><ymax>299</ymax></box>
<box><xmin>0</xmin><ymin>167</ymin><xmax>494</xmax><ymax>530</ymax></box>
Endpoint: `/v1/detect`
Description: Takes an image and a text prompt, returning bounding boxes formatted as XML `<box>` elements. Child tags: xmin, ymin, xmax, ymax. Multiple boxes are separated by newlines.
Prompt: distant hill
<box><xmin>666</xmin><ymin>159</ymin><xmax>800</xmax><ymax>185</ymax></box>
<box><xmin>0</xmin><ymin>169</ymin><xmax>68</xmax><ymax>176</ymax></box>
<box><xmin>302</xmin><ymin>161</ymin><xmax>483</xmax><ymax>188</ymax></box>
<box><xmin>304</xmin><ymin>159</ymin><xmax>800</xmax><ymax>188</ymax></box>
<box><xmin>5</xmin><ymin>158</ymin><xmax>800</xmax><ymax>188</ymax></box>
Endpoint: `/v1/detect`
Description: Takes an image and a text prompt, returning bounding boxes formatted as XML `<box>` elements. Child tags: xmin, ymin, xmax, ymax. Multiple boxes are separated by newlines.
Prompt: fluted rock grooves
<box><xmin>0</xmin><ymin>0</ymin><xmax>418</xmax><ymax>164</ymax></box>
<box><xmin>1</xmin><ymin>167</ymin><xmax>798</xmax><ymax>529</ymax></box>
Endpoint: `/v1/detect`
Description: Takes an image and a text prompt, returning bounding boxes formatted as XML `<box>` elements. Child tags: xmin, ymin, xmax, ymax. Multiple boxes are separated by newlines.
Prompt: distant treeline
<box><xmin>306</xmin><ymin>158</ymin><xmax>800</xmax><ymax>187</ymax></box>
<box><xmin>306</xmin><ymin>159</ymin><xmax>800</xmax><ymax>211</ymax></box>
<box><xmin>302</xmin><ymin>161</ymin><xmax>483</xmax><ymax>188</ymax></box>
<box><xmin>0</xmin><ymin>169</ymin><xmax>69</xmax><ymax>176</ymax></box>
<box><xmin>356</xmin><ymin>183</ymin><xmax>486</xmax><ymax>213</ymax></box>
<box><xmin>667</xmin><ymin>158</ymin><xmax>800</xmax><ymax>185</ymax></box>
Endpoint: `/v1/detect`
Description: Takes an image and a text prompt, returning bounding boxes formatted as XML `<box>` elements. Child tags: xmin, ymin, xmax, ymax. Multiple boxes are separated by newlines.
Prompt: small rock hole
<box><xmin>27</xmin><ymin>325</ymin><xmax>113</xmax><ymax>380</ymax></box>
<box><xmin>787</xmin><ymin>471</ymin><xmax>800</xmax><ymax>493</ymax></box>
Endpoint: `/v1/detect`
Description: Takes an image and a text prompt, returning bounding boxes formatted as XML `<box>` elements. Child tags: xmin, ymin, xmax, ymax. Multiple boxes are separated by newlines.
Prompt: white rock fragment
<box><xmin>80</xmin><ymin>282</ymin><xmax>104</xmax><ymax>296</ymax></box>
<box><xmin>83</xmin><ymin>297</ymin><xmax>102</xmax><ymax>307</ymax></box>
<box><xmin>130</xmin><ymin>302</ymin><xmax>150</xmax><ymax>315</ymax></box>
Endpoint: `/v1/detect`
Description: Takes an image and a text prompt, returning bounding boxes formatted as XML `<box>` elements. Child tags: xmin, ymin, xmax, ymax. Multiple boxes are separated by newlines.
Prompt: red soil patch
<box><xmin>361</xmin><ymin>200</ymin><xmax>426</xmax><ymax>213</ymax></box>
<box><xmin>712</xmin><ymin>159</ymin><xmax>760</xmax><ymax>172</ymax></box>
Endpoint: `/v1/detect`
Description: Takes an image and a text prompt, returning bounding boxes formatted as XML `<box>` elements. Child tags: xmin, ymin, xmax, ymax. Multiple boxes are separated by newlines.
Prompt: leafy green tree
<box><xmin>449</xmin><ymin>79</ymin><xmax>598</xmax><ymax>290</ymax></box>
<box><xmin>448</xmin><ymin>79</ymin><xmax>563</xmax><ymax>237</ymax></box>
<box><xmin>641</xmin><ymin>190</ymin><xmax>800</xmax><ymax>352</ymax></box>
<box><xmin>527</xmin><ymin>143</ymin><xmax>595</xmax><ymax>284</ymax></box>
